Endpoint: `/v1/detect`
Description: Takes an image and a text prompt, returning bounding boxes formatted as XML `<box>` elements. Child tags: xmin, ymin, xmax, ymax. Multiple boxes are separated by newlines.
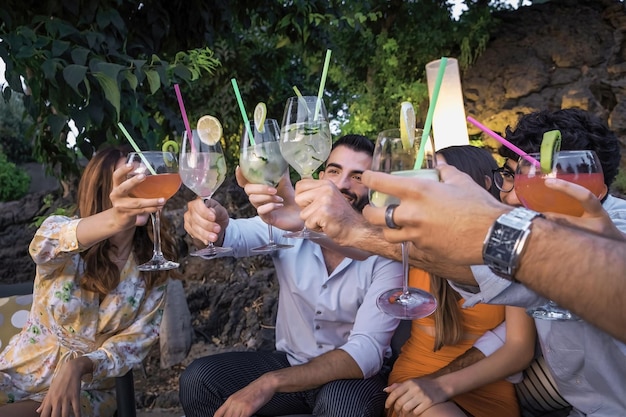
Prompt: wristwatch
<box><xmin>482</xmin><ymin>207</ymin><xmax>544</xmax><ymax>281</ymax></box>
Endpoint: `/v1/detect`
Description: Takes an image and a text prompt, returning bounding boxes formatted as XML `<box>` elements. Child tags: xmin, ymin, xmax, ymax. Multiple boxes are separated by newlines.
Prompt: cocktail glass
<box><xmin>279</xmin><ymin>95</ymin><xmax>332</xmax><ymax>239</ymax></box>
<box><xmin>179</xmin><ymin>130</ymin><xmax>233</xmax><ymax>258</ymax></box>
<box><xmin>370</xmin><ymin>128</ymin><xmax>438</xmax><ymax>320</ymax></box>
<box><xmin>126</xmin><ymin>151</ymin><xmax>181</xmax><ymax>271</ymax></box>
<box><xmin>516</xmin><ymin>150</ymin><xmax>604</xmax><ymax>320</ymax></box>
<box><xmin>240</xmin><ymin>119</ymin><xmax>293</xmax><ymax>253</ymax></box>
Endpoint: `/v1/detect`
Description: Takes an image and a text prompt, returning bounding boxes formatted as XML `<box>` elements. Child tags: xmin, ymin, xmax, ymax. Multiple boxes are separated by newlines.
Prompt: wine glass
<box><xmin>279</xmin><ymin>95</ymin><xmax>332</xmax><ymax>239</ymax></box>
<box><xmin>370</xmin><ymin>128</ymin><xmax>438</xmax><ymax>320</ymax></box>
<box><xmin>239</xmin><ymin>119</ymin><xmax>293</xmax><ymax>253</ymax></box>
<box><xmin>179</xmin><ymin>130</ymin><xmax>233</xmax><ymax>258</ymax></box>
<box><xmin>126</xmin><ymin>151</ymin><xmax>181</xmax><ymax>271</ymax></box>
<box><xmin>515</xmin><ymin>150</ymin><xmax>604</xmax><ymax>320</ymax></box>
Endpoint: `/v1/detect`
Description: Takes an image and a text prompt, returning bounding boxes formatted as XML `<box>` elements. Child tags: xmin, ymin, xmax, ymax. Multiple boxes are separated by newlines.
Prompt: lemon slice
<box><xmin>400</xmin><ymin>101</ymin><xmax>415</xmax><ymax>151</ymax></box>
<box><xmin>540</xmin><ymin>130</ymin><xmax>562</xmax><ymax>174</ymax></box>
<box><xmin>197</xmin><ymin>115</ymin><xmax>222</xmax><ymax>145</ymax></box>
<box><xmin>254</xmin><ymin>102</ymin><xmax>267</xmax><ymax>133</ymax></box>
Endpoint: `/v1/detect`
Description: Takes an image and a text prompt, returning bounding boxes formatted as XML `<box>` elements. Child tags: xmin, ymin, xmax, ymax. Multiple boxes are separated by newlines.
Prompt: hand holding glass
<box><xmin>179</xmin><ymin>130</ymin><xmax>232</xmax><ymax>258</ymax></box>
<box><xmin>279</xmin><ymin>95</ymin><xmax>332</xmax><ymax>239</ymax></box>
<box><xmin>370</xmin><ymin>128</ymin><xmax>438</xmax><ymax>320</ymax></box>
<box><xmin>126</xmin><ymin>151</ymin><xmax>181</xmax><ymax>271</ymax></box>
<box><xmin>515</xmin><ymin>150</ymin><xmax>604</xmax><ymax>320</ymax></box>
<box><xmin>239</xmin><ymin>119</ymin><xmax>293</xmax><ymax>253</ymax></box>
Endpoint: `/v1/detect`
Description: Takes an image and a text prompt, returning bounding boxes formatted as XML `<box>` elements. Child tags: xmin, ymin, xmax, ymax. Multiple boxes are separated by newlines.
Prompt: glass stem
<box><xmin>267</xmin><ymin>223</ymin><xmax>275</xmax><ymax>245</ymax></box>
<box><xmin>401</xmin><ymin>241</ymin><xmax>410</xmax><ymax>295</ymax></box>
<box><xmin>151</xmin><ymin>210</ymin><xmax>165</xmax><ymax>261</ymax></box>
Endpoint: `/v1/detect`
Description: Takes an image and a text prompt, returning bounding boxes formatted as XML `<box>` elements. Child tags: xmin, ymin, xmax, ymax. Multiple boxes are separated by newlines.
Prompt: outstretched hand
<box><xmin>235</xmin><ymin>166</ymin><xmax>303</xmax><ymax>231</ymax></box>
<box><xmin>213</xmin><ymin>377</ymin><xmax>276</xmax><ymax>417</ymax></box>
<box><xmin>109</xmin><ymin>163</ymin><xmax>166</xmax><ymax>230</ymax></box>
<box><xmin>295</xmin><ymin>178</ymin><xmax>368</xmax><ymax>245</ymax></box>
<box><xmin>362</xmin><ymin>165</ymin><xmax>509</xmax><ymax>267</ymax></box>
<box><xmin>543</xmin><ymin>178</ymin><xmax>625</xmax><ymax>241</ymax></box>
<box><xmin>183</xmin><ymin>197</ymin><xmax>229</xmax><ymax>246</ymax></box>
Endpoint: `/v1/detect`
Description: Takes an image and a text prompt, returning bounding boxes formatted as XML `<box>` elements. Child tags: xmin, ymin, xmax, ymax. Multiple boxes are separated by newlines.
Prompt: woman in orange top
<box><xmin>385</xmin><ymin>146</ymin><xmax>536</xmax><ymax>417</ymax></box>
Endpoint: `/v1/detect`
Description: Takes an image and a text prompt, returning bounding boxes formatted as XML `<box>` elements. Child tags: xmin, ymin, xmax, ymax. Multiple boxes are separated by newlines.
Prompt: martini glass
<box><xmin>239</xmin><ymin>119</ymin><xmax>293</xmax><ymax>253</ymax></box>
<box><xmin>278</xmin><ymin>95</ymin><xmax>332</xmax><ymax>239</ymax></box>
<box><xmin>516</xmin><ymin>150</ymin><xmax>604</xmax><ymax>320</ymax></box>
<box><xmin>370</xmin><ymin>128</ymin><xmax>438</xmax><ymax>319</ymax></box>
<box><xmin>179</xmin><ymin>130</ymin><xmax>233</xmax><ymax>258</ymax></box>
<box><xmin>126</xmin><ymin>151</ymin><xmax>181</xmax><ymax>271</ymax></box>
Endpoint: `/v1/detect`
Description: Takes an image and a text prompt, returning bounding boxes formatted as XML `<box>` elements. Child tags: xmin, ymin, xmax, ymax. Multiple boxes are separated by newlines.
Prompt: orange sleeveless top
<box><xmin>387</xmin><ymin>268</ymin><xmax>519</xmax><ymax>417</ymax></box>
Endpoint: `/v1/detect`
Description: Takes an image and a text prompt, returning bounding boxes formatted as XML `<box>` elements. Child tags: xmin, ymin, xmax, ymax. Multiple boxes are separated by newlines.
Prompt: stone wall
<box><xmin>463</xmin><ymin>0</ymin><xmax>626</xmax><ymax>172</ymax></box>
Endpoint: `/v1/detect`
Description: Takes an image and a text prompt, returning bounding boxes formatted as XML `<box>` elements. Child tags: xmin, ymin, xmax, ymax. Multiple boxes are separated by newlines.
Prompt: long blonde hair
<box><xmin>430</xmin><ymin>275</ymin><xmax>463</xmax><ymax>351</ymax></box>
<box><xmin>76</xmin><ymin>146</ymin><xmax>177</xmax><ymax>296</ymax></box>
<box><xmin>429</xmin><ymin>145</ymin><xmax>502</xmax><ymax>351</ymax></box>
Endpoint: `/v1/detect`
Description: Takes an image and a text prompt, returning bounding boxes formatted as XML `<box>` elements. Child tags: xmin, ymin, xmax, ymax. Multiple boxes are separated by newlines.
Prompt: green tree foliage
<box><xmin>0</xmin><ymin>0</ymin><xmax>497</xmax><ymax>180</ymax></box>
<box><xmin>0</xmin><ymin>0</ymin><xmax>219</xmax><ymax>181</ymax></box>
<box><xmin>0</xmin><ymin>150</ymin><xmax>30</xmax><ymax>201</ymax></box>
<box><xmin>0</xmin><ymin>92</ymin><xmax>35</xmax><ymax>164</ymax></box>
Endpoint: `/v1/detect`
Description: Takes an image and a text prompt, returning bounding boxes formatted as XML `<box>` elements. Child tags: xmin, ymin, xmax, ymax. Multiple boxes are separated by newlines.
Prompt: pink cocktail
<box><xmin>515</xmin><ymin>151</ymin><xmax>604</xmax><ymax>217</ymax></box>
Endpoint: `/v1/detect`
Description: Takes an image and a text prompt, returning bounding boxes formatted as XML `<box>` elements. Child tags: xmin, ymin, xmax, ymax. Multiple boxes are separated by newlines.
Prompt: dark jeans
<box><xmin>179</xmin><ymin>350</ymin><xmax>389</xmax><ymax>417</ymax></box>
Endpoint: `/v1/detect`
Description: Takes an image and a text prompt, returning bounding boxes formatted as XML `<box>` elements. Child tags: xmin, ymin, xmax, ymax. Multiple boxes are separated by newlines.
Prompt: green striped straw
<box><xmin>117</xmin><ymin>122</ymin><xmax>157</xmax><ymax>175</ymax></box>
<box><xmin>414</xmin><ymin>57</ymin><xmax>448</xmax><ymax>170</ymax></box>
<box><xmin>231</xmin><ymin>78</ymin><xmax>254</xmax><ymax>146</ymax></box>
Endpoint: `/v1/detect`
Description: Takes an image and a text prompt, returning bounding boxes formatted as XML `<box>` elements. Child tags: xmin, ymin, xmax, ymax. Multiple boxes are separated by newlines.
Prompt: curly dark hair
<box><xmin>501</xmin><ymin>108</ymin><xmax>621</xmax><ymax>188</ymax></box>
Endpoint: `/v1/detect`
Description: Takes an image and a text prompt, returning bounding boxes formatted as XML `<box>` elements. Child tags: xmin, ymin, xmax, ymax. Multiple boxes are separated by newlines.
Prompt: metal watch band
<box><xmin>482</xmin><ymin>207</ymin><xmax>544</xmax><ymax>281</ymax></box>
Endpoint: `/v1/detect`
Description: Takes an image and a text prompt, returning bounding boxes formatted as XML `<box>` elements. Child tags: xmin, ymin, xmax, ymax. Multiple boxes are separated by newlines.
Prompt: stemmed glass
<box><xmin>515</xmin><ymin>150</ymin><xmax>604</xmax><ymax>320</ymax></box>
<box><xmin>370</xmin><ymin>128</ymin><xmax>438</xmax><ymax>319</ymax></box>
<box><xmin>239</xmin><ymin>119</ymin><xmax>293</xmax><ymax>253</ymax></box>
<box><xmin>179</xmin><ymin>130</ymin><xmax>233</xmax><ymax>258</ymax></box>
<box><xmin>279</xmin><ymin>95</ymin><xmax>332</xmax><ymax>239</ymax></box>
<box><xmin>126</xmin><ymin>151</ymin><xmax>181</xmax><ymax>271</ymax></box>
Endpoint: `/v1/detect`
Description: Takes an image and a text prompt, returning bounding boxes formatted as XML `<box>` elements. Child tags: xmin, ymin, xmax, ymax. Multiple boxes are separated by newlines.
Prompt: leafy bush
<box><xmin>0</xmin><ymin>149</ymin><xmax>30</xmax><ymax>201</ymax></box>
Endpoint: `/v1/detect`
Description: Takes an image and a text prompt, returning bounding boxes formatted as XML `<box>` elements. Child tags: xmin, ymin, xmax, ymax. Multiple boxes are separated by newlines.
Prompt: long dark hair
<box><xmin>76</xmin><ymin>146</ymin><xmax>177</xmax><ymax>296</ymax></box>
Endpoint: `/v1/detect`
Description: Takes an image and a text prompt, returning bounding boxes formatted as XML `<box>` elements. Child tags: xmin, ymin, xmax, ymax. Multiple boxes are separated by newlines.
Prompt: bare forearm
<box><xmin>518</xmin><ymin>219</ymin><xmax>626</xmax><ymax>342</ymax></box>
<box><xmin>427</xmin><ymin>347</ymin><xmax>485</xmax><ymax>379</ymax></box>
<box><xmin>263</xmin><ymin>349</ymin><xmax>363</xmax><ymax>393</ymax></box>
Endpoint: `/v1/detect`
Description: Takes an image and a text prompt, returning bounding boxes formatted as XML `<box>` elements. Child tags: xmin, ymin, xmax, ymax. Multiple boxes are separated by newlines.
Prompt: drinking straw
<box><xmin>230</xmin><ymin>78</ymin><xmax>254</xmax><ymax>146</ymax></box>
<box><xmin>467</xmin><ymin>116</ymin><xmax>540</xmax><ymax>167</ymax></box>
<box><xmin>117</xmin><ymin>122</ymin><xmax>157</xmax><ymax>175</ymax></box>
<box><xmin>414</xmin><ymin>57</ymin><xmax>448</xmax><ymax>170</ymax></box>
<box><xmin>292</xmin><ymin>85</ymin><xmax>312</xmax><ymax>117</ymax></box>
<box><xmin>314</xmin><ymin>49</ymin><xmax>332</xmax><ymax>121</ymax></box>
<box><xmin>174</xmin><ymin>84</ymin><xmax>195</xmax><ymax>153</ymax></box>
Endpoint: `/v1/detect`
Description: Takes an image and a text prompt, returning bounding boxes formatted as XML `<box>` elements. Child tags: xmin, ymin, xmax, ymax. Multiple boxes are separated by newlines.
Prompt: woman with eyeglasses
<box><xmin>384</xmin><ymin>145</ymin><xmax>536</xmax><ymax>417</ymax></box>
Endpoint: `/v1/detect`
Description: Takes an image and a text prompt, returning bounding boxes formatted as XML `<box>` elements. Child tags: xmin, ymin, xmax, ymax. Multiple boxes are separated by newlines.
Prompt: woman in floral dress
<box><xmin>0</xmin><ymin>146</ymin><xmax>178</xmax><ymax>417</ymax></box>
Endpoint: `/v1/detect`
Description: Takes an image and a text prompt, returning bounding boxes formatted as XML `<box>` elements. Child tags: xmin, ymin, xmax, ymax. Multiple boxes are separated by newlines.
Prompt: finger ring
<box><xmin>385</xmin><ymin>204</ymin><xmax>401</xmax><ymax>229</ymax></box>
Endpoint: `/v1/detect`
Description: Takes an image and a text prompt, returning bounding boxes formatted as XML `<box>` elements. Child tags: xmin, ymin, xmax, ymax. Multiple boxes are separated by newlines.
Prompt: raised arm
<box><xmin>235</xmin><ymin>166</ymin><xmax>304</xmax><ymax>231</ymax></box>
<box><xmin>361</xmin><ymin>166</ymin><xmax>626</xmax><ymax>343</ymax></box>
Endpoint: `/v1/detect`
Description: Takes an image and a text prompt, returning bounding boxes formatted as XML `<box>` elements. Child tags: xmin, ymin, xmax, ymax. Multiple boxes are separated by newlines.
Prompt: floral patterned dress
<box><xmin>0</xmin><ymin>216</ymin><xmax>167</xmax><ymax>416</ymax></box>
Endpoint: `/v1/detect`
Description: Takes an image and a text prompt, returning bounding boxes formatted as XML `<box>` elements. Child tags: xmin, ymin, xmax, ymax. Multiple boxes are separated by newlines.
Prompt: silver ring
<box><xmin>385</xmin><ymin>204</ymin><xmax>400</xmax><ymax>229</ymax></box>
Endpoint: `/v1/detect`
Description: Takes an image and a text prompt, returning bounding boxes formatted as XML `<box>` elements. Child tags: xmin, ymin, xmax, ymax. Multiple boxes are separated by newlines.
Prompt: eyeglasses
<box><xmin>492</xmin><ymin>166</ymin><xmax>515</xmax><ymax>192</ymax></box>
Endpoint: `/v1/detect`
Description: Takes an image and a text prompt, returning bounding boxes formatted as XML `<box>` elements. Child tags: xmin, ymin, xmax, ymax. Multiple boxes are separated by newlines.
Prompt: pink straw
<box><xmin>174</xmin><ymin>84</ymin><xmax>195</xmax><ymax>153</ymax></box>
<box><xmin>467</xmin><ymin>116</ymin><xmax>540</xmax><ymax>167</ymax></box>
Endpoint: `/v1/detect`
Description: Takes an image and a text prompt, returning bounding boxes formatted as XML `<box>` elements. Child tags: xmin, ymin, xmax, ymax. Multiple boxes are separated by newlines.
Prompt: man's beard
<box><xmin>341</xmin><ymin>189</ymin><xmax>369</xmax><ymax>212</ymax></box>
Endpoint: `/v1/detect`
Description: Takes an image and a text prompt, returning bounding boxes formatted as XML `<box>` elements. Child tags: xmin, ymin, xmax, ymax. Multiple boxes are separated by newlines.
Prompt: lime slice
<box><xmin>197</xmin><ymin>115</ymin><xmax>222</xmax><ymax>145</ymax></box>
<box><xmin>400</xmin><ymin>101</ymin><xmax>415</xmax><ymax>151</ymax></box>
<box><xmin>254</xmin><ymin>102</ymin><xmax>267</xmax><ymax>133</ymax></box>
<box><xmin>540</xmin><ymin>130</ymin><xmax>562</xmax><ymax>174</ymax></box>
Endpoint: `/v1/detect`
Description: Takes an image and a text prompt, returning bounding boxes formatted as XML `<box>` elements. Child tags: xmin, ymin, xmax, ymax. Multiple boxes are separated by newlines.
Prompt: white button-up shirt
<box><xmin>224</xmin><ymin>216</ymin><xmax>402</xmax><ymax>378</ymax></box>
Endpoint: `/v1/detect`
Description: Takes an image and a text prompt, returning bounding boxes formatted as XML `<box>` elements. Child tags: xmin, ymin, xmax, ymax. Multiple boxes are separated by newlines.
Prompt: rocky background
<box><xmin>1</xmin><ymin>0</ymin><xmax>625</xmax><ymax>410</ymax></box>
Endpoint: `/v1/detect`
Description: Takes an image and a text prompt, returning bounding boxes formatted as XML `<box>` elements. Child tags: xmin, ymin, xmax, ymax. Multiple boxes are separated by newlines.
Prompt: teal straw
<box><xmin>414</xmin><ymin>57</ymin><xmax>448</xmax><ymax>170</ymax></box>
<box><xmin>117</xmin><ymin>122</ymin><xmax>157</xmax><ymax>175</ymax></box>
<box><xmin>314</xmin><ymin>49</ymin><xmax>332</xmax><ymax>121</ymax></box>
<box><xmin>230</xmin><ymin>78</ymin><xmax>254</xmax><ymax>146</ymax></box>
